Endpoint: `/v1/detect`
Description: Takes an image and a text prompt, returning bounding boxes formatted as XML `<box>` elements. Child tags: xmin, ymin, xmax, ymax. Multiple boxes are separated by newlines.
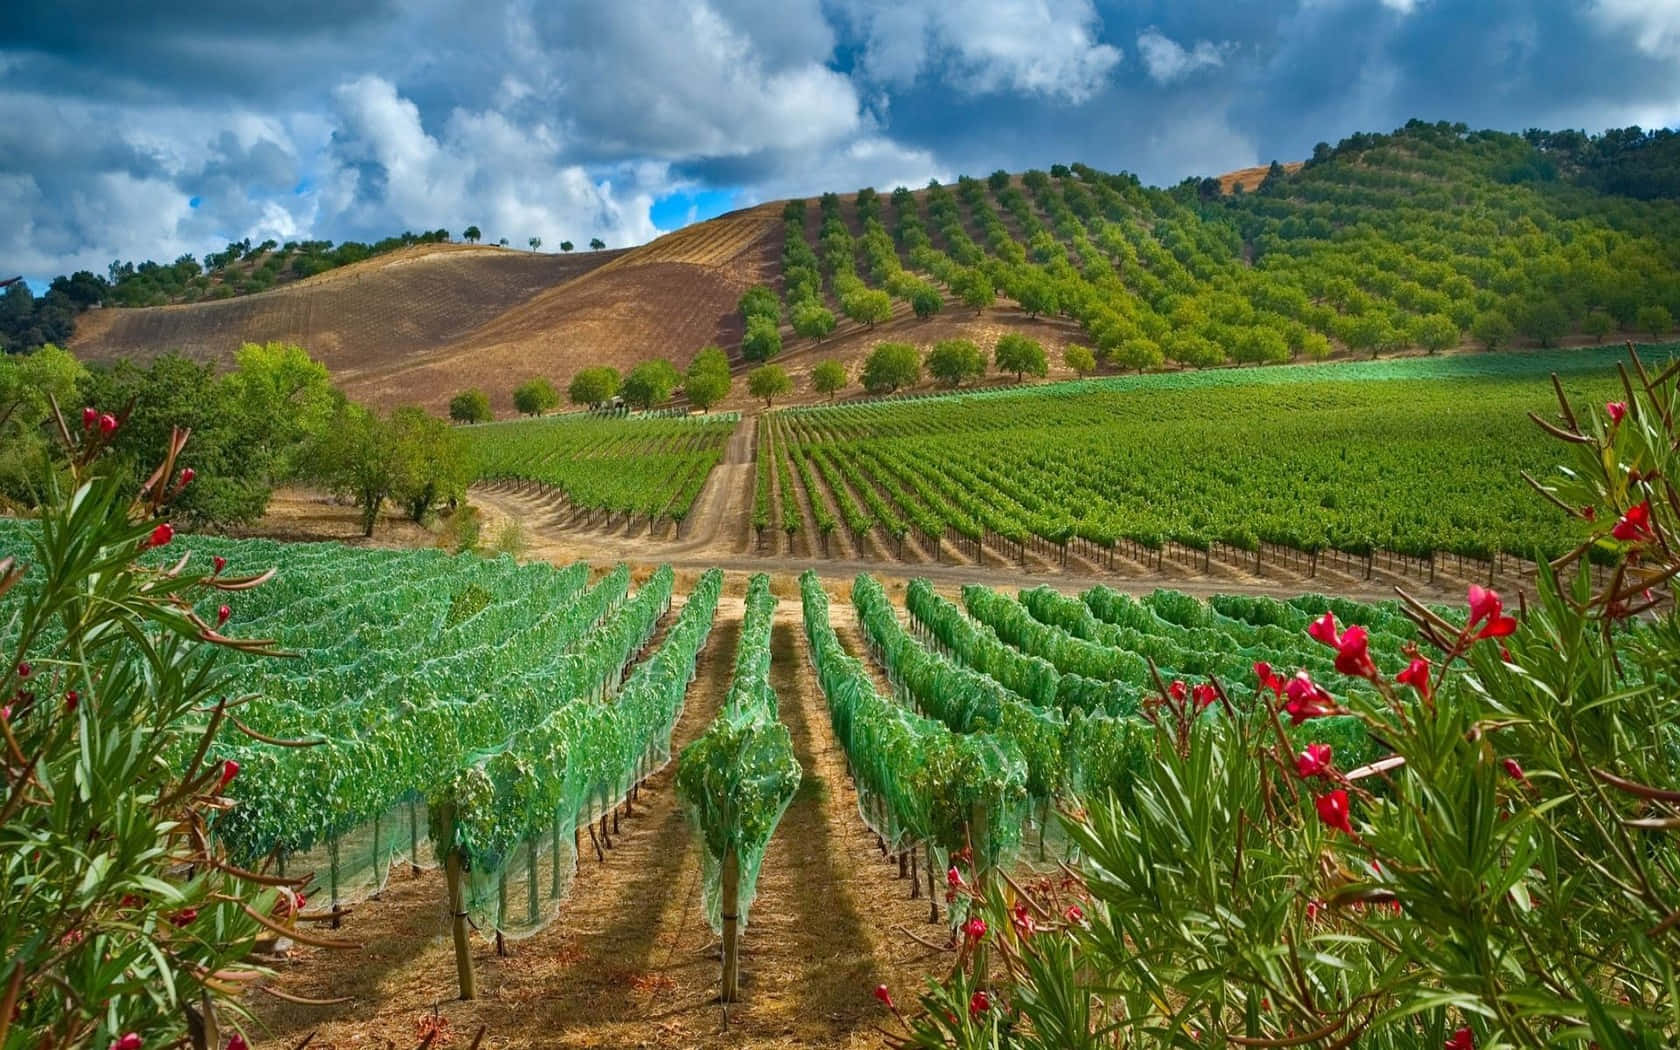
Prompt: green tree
<box><xmin>994</xmin><ymin>333</ymin><xmax>1049</xmax><ymax>381</ymax></box>
<box><xmin>842</xmin><ymin>288</ymin><xmax>894</xmax><ymax>328</ymax></box>
<box><xmin>910</xmin><ymin>284</ymin><xmax>944</xmax><ymax>319</ymax></box>
<box><xmin>0</xmin><ymin>343</ymin><xmax>88</xmax><ymax>498</ymax></box>
<box><xmin>221</xmin><ymin>341</ymin><xmax>340</xmax><ymax>481</ymax></box>
<box><xmin>738</xmin><ymin>285</ymin><xmax>781</xmax><ymax>323</ymax></box>
<box><xmin>1519</xmin><ymin>299</ymin><xmax>1569</xmax><ymax>347</ymax></box>
<box><xmin>1411</xmin><ymin>313</ymin><xmax>1461</xmax><ymax>355</ymax></box>
<box><xmin>861</xmin><ymin>342</ymin><xmax>922</xmax><ymax>394</ymax></box>
<box><xmin>388</xmin><ymin>405</ymin><xmax>469</xmax><ymax>523</ymax></box>
<box><xmin>927</xmin><ymin>339</ymin><xmax>987</xmax><ymax>388</ymax></box>
<box><xmin>449</xmin><ymin>389</ymin><xmax>492</xmax><ymax>423</ymax></box>
<box><xmin>1300</xmin><ymin>330</ymin><xmax>1334</xmax><ymax>361</ymax></box>
<box><xmin>560</xmin><ymin>240</ymin><xmax>574</xmax><ymax>252</ymax></box>
<box><xmin>463</xmin><ymin>225</ymin><xmax>481</xmax><ymax>244</ymax></box>
<box><xmin>568</xmin><ymin>366</ymin><xmax>622</xmax><ymax>408</ymax></box>
<box><xmin>1583</xmin><ymin>310</ymin><xmax>1616</xmax><ymax>343</ymax></box>
<box><xmin>528</xmin><ymin>236</ymin><xmax>542</xmax><ymax>252</ymax></box>
<box><xmin>1110</xmin><ymin>338</ymin><xmax>1165</xmax><ymax>373</ymax></box>
<box><xmin>954</xmin><ymin>269</ymin><xmax>995</xmax><ymax>313</ymax></box>
<box><xmin>1064</xmin><ymin>343</ymin><xmax>1097</xmax><ymax>376</ymax></box>
<box><xmin>512</xmin><ymin>377</ymin><xmax>560</xmax><ymax>416</ymax></box>
<box><xmin>1472</xmin><ymin>310</ymin><xmax>1515</xmax><ymax>350</ymax></box>
<box><xmin>1637</xmin><ymin>304</ymin><xmax>1674</xmax><ymax>339</ymax></box>
<box><xmin>741</xmin><ymin>315</ymin><xmax>783</xmax><ymax>362</ymax></box>
<box><xmin>811</xmin><ymin>360</ymin><xmax>847</xmax><ymax>399</ymax></box>
<box><xmin>1014</xmin><ymin>274</ymin><xmax>1058</xmax><ymax>318</ymax></box>
<box><xmin>622</xmin><ymin>359</ymin><xmax>681</xmax><ymax>410</ymax></box>
<box><xmin>589</xmin><ymin>238</ymin><xmax>605</xmax><ymax>250</ymax></box>
<box><xmin>791</xmin><ymin>300</ymin><xmax>837</xmax><ymax>342</ymax></box>
<box><xmin>685</xmin><ymin>347</ymin><xmax>732</xmax><ymax>411</ymax></box>
<box><xmin>318</xmin><ymin>402</ymin><xmax>399</xmax><ymax>536</ymax></box>
<box><xmin>746</xmin><ymin>364</ymin><xmax>793</xmax><ymax>407</ymax></box>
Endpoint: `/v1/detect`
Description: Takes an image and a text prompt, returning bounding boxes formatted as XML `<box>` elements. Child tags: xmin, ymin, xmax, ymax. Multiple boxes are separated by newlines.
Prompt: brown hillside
<box><xmin>70</xmin><ymin>242</ymin><xmax>625</xmax><ymax>375</ymax></box>
<box><xmin>343</xmin><ymin>205</ymin><xmax>784</xmax><ymax>414</ymax></box>
<box><xmin>1218</xmin><ymin>162</ymin><xmax>1304</xmax><ymax>193</ymax></box>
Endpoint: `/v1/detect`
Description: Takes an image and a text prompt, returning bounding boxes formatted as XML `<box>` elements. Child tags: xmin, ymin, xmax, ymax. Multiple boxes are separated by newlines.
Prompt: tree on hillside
<box><xmin>528</xmin><ymin>237</ymin><xmax>542</xmax><ymax>252</ymax></box>
<box><xmin>953</xmin><ymin>268</ymin><xmax>995</xmax><ymax>313</ymax></box>
<box><xmin>0</xmin><ymin>343</ymin><xmax>86</xmax><ymax>499</ymax></box>
<box><xmin>512</xmin><ymin>377</ymin><xmax>560</xmax><ymax>416</ymax></box>
<box><xmin>1110</xmin><ymin>337</ymin><xmax>1164</xmax><ymax>373</ymax></box>
<box><xmin>449</xmin><ymin>388</ymin><xmax>492</xmax><ymax>423</ymax></box>
<box><xmin>988</xmin><ymin>169</ymin><xmax>1011</xmax><ymax>191</ymax></box>
<box><xmin>590</xmin><ymin>238</ymin><xmax>605</xmax><ymax>250</ymax></box>
<box><xmin>561</xmin><ymin>240</ymin><xmax>574</xmax><ymax>252</ymax></box>
<box><xmin>742</xmin><ymin>315</ymin><xmax>783</xmax><ymax>362</ymax></box>
<box><xmin>220</xmin><ymin>341</ymin><xmax>341</xmax><ymax>482</ymax></box>
<box><xmin>1583</xmin><ymin>310</ymin><xmax>1616</xmax><ymax>343</ymax></box>
<box><xmin>1519</xmin><ymin>299</ymin><xmax>1570</xmax><ymax>348</ymax></box>
<box><xmin>318</xmin><ymin>403</ymin><xmax>467</xmax><ymax>535</ymax></box>
<box><xmin>1014</xmin><ymin>273</ymin><xmax>1058</xmax><ymax>318</ymax></box>
<box><xmin>842</xmin><ymin>288</ymin><xmax>893</xmax><ymax>328</ymax></box>
<box><xmin>910</xmin><ymin>284</ymin><xmax>943</xmax><ymax>319</ymax></box>
<box><xmin>811</xmin><ymin>360</ymin><xmax>847</xmax><ymax>400</ymax></box>
<box><xmin>1411</xmin><ymin>313</ymin><xmax>1461</xmax><ymax>355</ymax></box>
<box><xmin>498</xmin><ymin>238</ymin><xmax>509</xmax><ymax>246</ymax></box>
<box><xmin>569</xmin><ymin>366</ymin><xmax>621</xmax><ymax>409</ymax></box>
<box><xmin>1637</xmin><ymin>304</ymin><xmax>1674</xmax><ymax>339</ymax></box>
<box><xmin>928</xmin><ymin>339</ymin><xmax>987</xmax><ymax>388</ymax></box>
<box><xmin>1064</xmin><ymin>344</ymin><xmax>1097</xmax><ymax>377</ymax></box>
<box><xmin>622</xmin><ymin>359</ymin><xmax>681</xmax><ymax>410</ymax></box>
<box><xmin>1472</xmin><ymin>310</ymin><xmax>1515</xmax><ymax>351</ymax></box>
<box><xmin>463</xmin><ymin>225</ymin><xmax>481</xmax><ymax>244</ymax></box>
<box><xmin>685</xmin><ymin>347</ymin><xmax>732</xmax><ymax>411</ymax></box>
<box><xmin>738</xmin><ymin>285</ymin><xmax>781</xmax><ymax>323</ymax></box>
<box><xmin>747</xmin><ymin>364</ymin><xmax>793</xmax><ymax>407</ymax></box>
<box><xmin>994</xmin><ymin>333</ymin><xmax>1049</xmax><ymax>381</ymax></box>
<box><xmin>792</xmin><ymin>300</ymin><xmax>837</xmax><ymax>342</ymax></box>
<box><xmin>861</xmin><ymin>342</ymin><xmax>922</xmax><ymax>394</ymax></box>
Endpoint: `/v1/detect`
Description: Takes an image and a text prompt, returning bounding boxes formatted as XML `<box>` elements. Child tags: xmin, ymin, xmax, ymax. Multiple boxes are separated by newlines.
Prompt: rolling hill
<box><xmin>66</xmin><ymin>122</ymin><xmax>1680</xmax><ymax>417</ymax></box>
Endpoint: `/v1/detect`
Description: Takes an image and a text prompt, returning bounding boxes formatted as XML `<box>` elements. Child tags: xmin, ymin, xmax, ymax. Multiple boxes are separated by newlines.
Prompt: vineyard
<box><xmin>761</xmin><ymin>346</ymin><xmax>1679</xmax><ymax>582</ymax></box>
<box><xmin>465</xmin><ymin>411</ymin><xmax>739</xmax><ymax>532</ymax></box>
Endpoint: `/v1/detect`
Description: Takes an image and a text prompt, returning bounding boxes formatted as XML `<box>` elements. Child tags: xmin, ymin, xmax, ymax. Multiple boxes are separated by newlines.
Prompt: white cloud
<box><xmin>1136</xmin><ymin>29</ymin><xmax>1230</xmax><ymax>85</ymax></box>
<box><xmin>1592</xmin><ymin>0</ymin><xmax>1680</xmax><ymax>55</ymax></box>
<box><xmin>837</xmin><ymin>0</ymin><xmax>1122</xmax><ymax>103</ymax></box>
<box><xmin>1379</xmin><ymin>0</ymin><xmax>1421</xmax><ymax>13</ymax></box>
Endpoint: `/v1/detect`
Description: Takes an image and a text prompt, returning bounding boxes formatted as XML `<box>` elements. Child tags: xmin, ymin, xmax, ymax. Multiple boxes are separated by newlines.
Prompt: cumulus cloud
<box><xmin>1135</xmin><ymin>29</ymin><xmax>1230</xmax><ymax>84</ymax></box>
<box><xmin>836</xmin><ymin>0</ymin><xmax>1122</xmax><ymax>102</ymax></box>
<box><xmin>1591</xmin><ymin>0</ymin><xmax>1680</xmax><ymax>54</ymax></box>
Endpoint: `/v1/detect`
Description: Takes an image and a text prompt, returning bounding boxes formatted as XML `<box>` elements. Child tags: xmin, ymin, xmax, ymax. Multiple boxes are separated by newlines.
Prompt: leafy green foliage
<box><xmin>861</xmin><ymin>342</ymin><xmax>922</xmax><ymax>394</ymax></box>
<box><xmin>684</xmin><ymin>346</ymin><xmax>732</xmax><ymax>411</ymax></box>
<box><xmin>449</xmin><ymin>388</ymin><xmax>493</xmax><ymax>423</ymax></box>
<box><xmin>746</xmin><ymin>364</ymin><xmax>792</xmax><ymax>406</ymax></box>
<box><xmin>928</xmin><ymin>339</ymin><xmax>986</xmax><ymax>388</ymax></box>
<box><xmin>621</xmin><ymin>359</ymin><xmax>681</xmax><ymax>411</ymax></box>
<box><xmin>995</xmin><ymin>334</ymin><xmax>1049</xmax><ymax>381</ymax></box>
<box><xmin>512</xmin><ymin>377</ymin><xmax>560</xmax><ymax>416</ymax></box>
<box><xmin>568</xmin><ymin>366</ymin><xmax>621</xmax><ymax>408</ymax></box>
<box><xmin>811</xmin><ymin>359</ymin><xmax>848</xmax><ymax>399</ymax></box>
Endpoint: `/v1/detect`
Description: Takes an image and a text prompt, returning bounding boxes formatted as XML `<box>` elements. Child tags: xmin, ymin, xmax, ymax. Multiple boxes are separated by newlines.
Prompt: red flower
<box><xmin>1606</xmin><ymin>401</ymin><xmax>1627</xmax><ymax>425</ymax></box>
<box><xmin>962</xmin><ymin>917</ymin><xmax>987</xmax><ymax>943</ymax></box>
<box><xmin>1307</xmin><ymin>611</ymin><xmax>1339</xmax><ymax>646</ymax></box>
<box><xmin>1396</xmin><ymin>657</ymin><xmax>1431</xmax><ymax>697</ymax></box>
<box><xmin>14</xmin><ymin>662</ymin><xmax>28</xmax><ymax>678</ymax></box>
<box><xmin>1011</xmin><ymin>901</ymin><xmax>1037</xmax><ymax>938</ymax></box>
<box><xmin>1502</xmin><ymin>757</ymin><xmax>1526</xmax><ymax>782</ymax></box>
<box><xmin>1444</xmin><ymin>1027</ymin><xmax>1474</xmax><ymax>1050</ymax></box>
<box><xmin>82</xmin><ymin>406</ymin><xmax>98</xmax><ymax>430</ymax></box>
<box><xmin>1191</xmin><ymin>683</ymin><xmax>1217</xmax><ymax>712</ymax></box>
<box><xmin>218</xmin><ymin>604</ymin><xmax>231</xmax><ymax>626</ymax></box>
<box><xmin>947</xmin><ymin>865</ymin><xmax>962</xmax><ymax>888</ymax></box>
<box><xmin>1466</xmin><ymin>586</ymin><xmax>1516</xmax><ymax>639</ymax></box>
<box><xmin>1295</xmin><ymin>743</ymin><xmax>1333</xmax><ymax>779</ymax></box>
<box><xmin>1581</xmin><ymin>506</ymin><xmax>1596</xmax><ymax>521</ymax></box>
<box><xmin>98</xmin><ymin>413</ymin><xmax>118</xmax><ymax>435</ymax></box>
<box><xmin>145</xmin><ymin>523</ymin><xmax>175</xmax><ymax>549</ymax></box>
<box><xmin>1315</xmin><ymin>790</ymin><xmax>1353</xmax><ymax>835</ymax></box>
<box><xmin>0</xmin><ymin>706</ymin><xmax>9</xmax><ymax>722</ymax></box>
<box><xmin>1064</xmin><ymin>904</ymin><xmax>1084</xmax><ymax>924</ymax></box>
<box><xmin>219</xmin><ymin>759</ymin><xmax>240</xmax><ymax>789</ymax></box>
<box><xmin>1612</xmin><ymin>500</ymin><xmax>1654</xmax><ymax>543</ymax></box>
<box><xmin>1254</xmin><ymin>661</ymin><xmax>1284</xmax><ymax>697</ymax></box>
<box><xmin>178</xmin><ymin>468</ymin><xmax>196</xmax><ymax>487</ymax></box>
<box><xmin>1332</xmin><ymin>624</ymin><xmax>1377</xmax><ymax>680</ymax></box>
<box><xmin>1168</xmin><ymin>679</ymin><xmax>1187</xmax><ymax>703</ymax></box>
<box><xmin>65</xmin><ymin>690</ymin><xmax>78</xmax><ymax>712</ymax></box>
<box><xmin>226</xmin><ymin>1037</ymin><xmax>249</xmax><ymax>1050</ymax></box>
<box><xmin>1282</xmin><ymin>672</ymin><xmax>1336</xmax><ymax>724</ymax></box>
<box><xmin>111</xmin><ymin>1035</ymin><xmax>142</xmax><ymax>1050</ymax></box>
<box><xmin>212</xmin><ymin>555</ymin><xmax>227</xmax><ymax>574</ymax></box>
<box><xmin>873</xmin><ymin>984</ymin><xmax>894</xmax><ymax>1009</ymax></box>
<box><xmin>1305</xmin><ymin>899</ymin><xmax>1325</xmax><ymax>924</ymax></box>
<box><xmin>170</xmin><ymin>907</ymin><xmax>198</xmax><ymax>927</ymax></box>
<box><xmin>968</xmin><ymin>990</ymin><xmax>991</xmax><ymax>1017</ymax></box>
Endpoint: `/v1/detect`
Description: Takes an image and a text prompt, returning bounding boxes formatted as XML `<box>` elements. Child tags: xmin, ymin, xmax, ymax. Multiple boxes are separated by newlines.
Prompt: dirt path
<box><xmin>250</xmin><ymin>597</ymin><xmax>944</xmax><ymax>1049</ymax></box>
<box><xmin>471</xmin><ymin>485</ymin><xmax>1478</xmax><ymax>606</ymax></box>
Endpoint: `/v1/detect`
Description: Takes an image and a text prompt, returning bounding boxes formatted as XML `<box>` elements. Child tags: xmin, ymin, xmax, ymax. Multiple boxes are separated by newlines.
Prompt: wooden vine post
<box><xmin>438</xmin><ymin>802</ymin><xmax>477</xmax><ymax>1000</ymax></box>
<box><xmin>721</xmin><ymin>848</ymin><xmax>742</xmax><ymax>1003</ymax></box>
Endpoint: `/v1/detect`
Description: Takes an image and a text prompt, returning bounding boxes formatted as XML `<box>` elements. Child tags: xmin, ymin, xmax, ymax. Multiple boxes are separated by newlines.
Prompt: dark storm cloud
<box><xmin>3</xmin><ymin>0</ymin><xmax>1677</xmax><ymax>287</ymax></box>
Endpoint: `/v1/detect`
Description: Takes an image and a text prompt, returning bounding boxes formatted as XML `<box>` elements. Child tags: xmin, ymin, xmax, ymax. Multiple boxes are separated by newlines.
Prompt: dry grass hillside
<box><xmin>71</xmin><ymin>242</ymin><xmax>623</xmax><ymax>377</ymax></box>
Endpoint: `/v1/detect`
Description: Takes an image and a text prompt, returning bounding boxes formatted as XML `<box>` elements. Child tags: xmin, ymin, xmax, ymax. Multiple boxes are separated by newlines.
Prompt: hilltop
<box><xmin>60</xmin><ymin>122</ymin><xmax>1680</xmax><ymax>416</ymax></box>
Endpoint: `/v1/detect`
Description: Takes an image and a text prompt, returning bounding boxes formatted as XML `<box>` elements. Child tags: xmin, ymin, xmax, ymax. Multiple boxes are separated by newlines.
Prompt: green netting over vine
<box><xmin>434</xmin><ymin>566</ymin><xmax>722</xmax><ymax>938</ymax></box>
<box><xmin>677</xmin><ymin>574</ymin><xmax>802</xmax><ymax>933</ymax></box>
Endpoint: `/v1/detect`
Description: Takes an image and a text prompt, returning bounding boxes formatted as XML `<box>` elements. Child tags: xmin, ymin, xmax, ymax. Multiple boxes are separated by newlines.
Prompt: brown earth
<box><xmin>1218</xmin><ymin>162</ymin><xmax>1305</xmax><ymax>193</ymax></box>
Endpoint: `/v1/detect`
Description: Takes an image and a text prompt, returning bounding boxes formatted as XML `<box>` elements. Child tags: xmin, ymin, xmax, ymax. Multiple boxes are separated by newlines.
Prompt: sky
<box><xmin>4</xmin><ymin>0</ymin><xmax>1680</xmax><ymax>291</ymax></box>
